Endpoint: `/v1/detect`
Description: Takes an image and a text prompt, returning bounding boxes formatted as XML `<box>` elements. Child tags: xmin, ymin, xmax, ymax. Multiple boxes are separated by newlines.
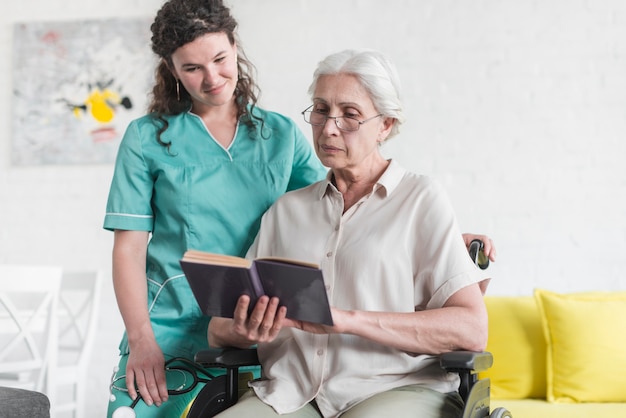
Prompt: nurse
<box><xmin>103</xmin><ymin>0</ymin><xmax>325</xmax><ymax>416</ymax></box>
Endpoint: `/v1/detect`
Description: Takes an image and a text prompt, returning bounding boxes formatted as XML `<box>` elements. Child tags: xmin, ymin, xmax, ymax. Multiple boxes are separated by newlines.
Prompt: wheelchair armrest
<box><xmin>195</xmin><ymin>348</ymin><xmax>492</xmax><ymax>376</ymax></box>
<box><xmin>194</xmin><ymin>347</ymin><xmax>260</xmax><ymax>368</ymax></box>
<box><xmin>440</xmin><ymin>351</ymin><xmax>493</xmax><ymax>407</ymax></box>
<box><xmin>192</xmin><ymin>348</ymin><xmax>260</xmax><ymax>409</ymax></box>
<box><xmin>439</xmin><ymin>351</ymin><xmax>493</xmax><ymax>374</ymax></box>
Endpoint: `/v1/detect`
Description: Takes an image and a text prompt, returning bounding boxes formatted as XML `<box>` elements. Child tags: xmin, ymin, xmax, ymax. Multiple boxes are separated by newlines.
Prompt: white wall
<box><xmin>1</xmin><ymin>0</ymin><xmax>625</xmax><ymax>416</ymax></box>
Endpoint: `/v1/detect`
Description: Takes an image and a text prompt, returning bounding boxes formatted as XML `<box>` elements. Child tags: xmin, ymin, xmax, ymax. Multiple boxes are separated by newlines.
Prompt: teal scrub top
<box><xmin>103</xmin><ymin>107</ymin><xmax>326</xmax><ymax>358</ymax></box>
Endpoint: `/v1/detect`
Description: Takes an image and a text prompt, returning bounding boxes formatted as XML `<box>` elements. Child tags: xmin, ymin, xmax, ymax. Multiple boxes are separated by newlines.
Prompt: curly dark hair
<box><xmin>148</xmin><ymin>0</ymin><xmax>262</xmax><ymax>149</ymax></box>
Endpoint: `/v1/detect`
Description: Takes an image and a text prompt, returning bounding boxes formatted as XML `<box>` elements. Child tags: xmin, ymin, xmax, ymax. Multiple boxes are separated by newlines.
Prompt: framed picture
<box><xmin>12</xmin><ymin>17</ymin><xmax>155</xmax><ymax>165</ymax></box>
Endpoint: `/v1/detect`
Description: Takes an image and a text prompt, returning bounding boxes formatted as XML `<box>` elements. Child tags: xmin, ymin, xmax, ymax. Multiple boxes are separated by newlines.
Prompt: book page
<box><xmin>182</xmin><ymin>250</ymin><xmax>252</xmax><ymax>268</ymax></box>
<box><xmin>257</xmin><ymin>257</ymin><xmax>319</xmax><ymax>269</ymax></box>
<box><xmin>182</xmin><ymin>250</ymin><xmax>318</xmax><ymax>269</ymax></box>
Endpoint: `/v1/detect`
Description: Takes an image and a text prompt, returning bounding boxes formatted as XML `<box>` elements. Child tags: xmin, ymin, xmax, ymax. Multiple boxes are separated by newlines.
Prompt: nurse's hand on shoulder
<box><xmin>462</xmin><ymin>233</ymin><xmax>497</xmax><ymax>262</ymax></box>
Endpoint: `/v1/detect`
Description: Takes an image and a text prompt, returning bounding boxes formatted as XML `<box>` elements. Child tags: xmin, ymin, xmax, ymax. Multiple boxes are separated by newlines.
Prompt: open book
<box><xmin>180</xmin><ymin>250</ymin><xmax>333</xmax><ymax>325</ymax></box>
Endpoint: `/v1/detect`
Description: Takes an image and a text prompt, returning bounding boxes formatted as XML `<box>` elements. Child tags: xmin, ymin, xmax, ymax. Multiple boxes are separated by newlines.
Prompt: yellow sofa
<box><xmin>482</xmin><ymin>291</ymin><xmax>626</xmax><ymax>418</ymax></box>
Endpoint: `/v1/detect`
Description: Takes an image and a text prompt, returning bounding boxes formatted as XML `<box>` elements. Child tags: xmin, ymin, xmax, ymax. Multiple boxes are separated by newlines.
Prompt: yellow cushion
<box><xmin>481</xmin><ymin>296</ymin><xmax>546</xmax><ymax>399</ymax></box>
<box><xmin>491</xmin><ymin>398</ymin><xmax>626</xmax><ymax>418</ymax></box>
<box><xmin>534</xmin><ymin>289</ymin><xmax>626</xmax><ymax>403</ymax></box>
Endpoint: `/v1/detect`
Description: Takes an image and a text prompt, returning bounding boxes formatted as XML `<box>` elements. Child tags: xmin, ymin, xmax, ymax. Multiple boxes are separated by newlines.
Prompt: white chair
<box><xmin>53</xmin><ymin>270</ymin><xmax>103</xmax><ymax>418</ymax></box>
<box><xmin>0</xmin><ymin>264</ymin><xmax>63</xmax><ymax>410</ymax></box>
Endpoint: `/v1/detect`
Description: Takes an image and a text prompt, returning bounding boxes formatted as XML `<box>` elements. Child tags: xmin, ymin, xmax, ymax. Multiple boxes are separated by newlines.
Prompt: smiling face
<box><xmin>169</xmin><ymin>32</ymin><xmax>238</xmax><ymax>113</ymax></box>
<box><xmin>311</xmin><ymin>74</ymin><xmax>393</xmax><ymax>173</ymax></box>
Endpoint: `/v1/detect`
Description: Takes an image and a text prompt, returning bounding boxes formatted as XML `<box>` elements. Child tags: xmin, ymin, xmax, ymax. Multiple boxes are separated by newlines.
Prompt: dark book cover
<box><xmin>181</xmin><ymin>252</ymin><xmax>333</xmax><ymax>325</ymax></box>
<box><xmin>254</xmin><ymin>259</ymin><xmax>333</xmax><ymax>326</ymax></box>
<box><xmin>181</xmin><ymin>260</ymin><xmax>261</xmax><ymax>319</ymax></box>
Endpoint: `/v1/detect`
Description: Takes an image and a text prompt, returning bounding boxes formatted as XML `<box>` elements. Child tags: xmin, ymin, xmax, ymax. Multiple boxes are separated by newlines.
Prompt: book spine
<box><xmin>248</xmin><ymin>262</ymin><xmax>265</xmax><ymax>298</ymax></box>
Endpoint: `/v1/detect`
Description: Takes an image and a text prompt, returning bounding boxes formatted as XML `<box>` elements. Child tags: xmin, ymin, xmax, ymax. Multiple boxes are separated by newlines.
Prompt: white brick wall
<box><xmin>1</xmin><ymin>0</ymin><xmax>625</xmax><ymax>415</ymax></box>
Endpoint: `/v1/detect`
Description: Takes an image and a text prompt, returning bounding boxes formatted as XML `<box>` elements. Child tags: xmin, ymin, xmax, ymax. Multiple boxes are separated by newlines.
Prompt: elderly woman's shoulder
<box><xmin>387</xmin><ymin>161</ymin><xmax>439</xmax><ymax>189</ymax></box>
<box><xmin>404</xmin><ymin>171</ymin><xmax>439</xmax><ymax>185</ymax></box>
<box><xmin>399</xmin><ymin>170</ymin><xmax>449</xmax><ymax>197</ymax></box>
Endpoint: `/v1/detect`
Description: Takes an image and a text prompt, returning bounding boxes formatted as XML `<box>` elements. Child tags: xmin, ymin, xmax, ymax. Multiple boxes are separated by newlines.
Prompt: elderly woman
<box><xmin>209</xmin><ymin>49</ymin><xmax>489</xmax><ymax>418</ymax></box>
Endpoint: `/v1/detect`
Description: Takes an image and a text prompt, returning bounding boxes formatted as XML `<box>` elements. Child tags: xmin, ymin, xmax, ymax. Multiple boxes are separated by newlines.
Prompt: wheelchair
<box><xmin>185</xmin><ymin>241</ymin><xmax>513</xmax><ymax>418</ymax></box>
<box><xmin>188</xmin><ymin>347</ymin><xmax>512</xmax><ymax>418</ymax></box>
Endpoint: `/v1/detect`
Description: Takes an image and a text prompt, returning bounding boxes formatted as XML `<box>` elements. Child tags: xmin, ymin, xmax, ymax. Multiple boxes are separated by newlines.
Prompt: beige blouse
<box><xmin>247</xmin><ymin>160</ymin><xmax>486</xmax><ymax>417</ymax></box>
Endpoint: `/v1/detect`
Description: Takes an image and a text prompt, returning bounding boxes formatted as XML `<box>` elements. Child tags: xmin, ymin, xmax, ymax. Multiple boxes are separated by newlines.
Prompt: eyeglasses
<box><xmin>301</xmin><ymin>105</ymin><xmax>382</xmax><ymax>132</ymax></box>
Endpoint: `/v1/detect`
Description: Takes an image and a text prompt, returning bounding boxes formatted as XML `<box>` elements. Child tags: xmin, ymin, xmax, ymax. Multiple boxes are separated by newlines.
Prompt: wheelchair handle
<box><xmin>468</xmin><ymin>239</ymin><xmax>489</xmax><ymax>270</ymax></box>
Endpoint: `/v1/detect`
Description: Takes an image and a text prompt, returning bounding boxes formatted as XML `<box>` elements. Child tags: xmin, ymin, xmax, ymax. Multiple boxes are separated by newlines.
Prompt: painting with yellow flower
<box><xmin>12</xmin><ymin>18</ymin><xmax>154</xmax><ymax>165</ymax></box>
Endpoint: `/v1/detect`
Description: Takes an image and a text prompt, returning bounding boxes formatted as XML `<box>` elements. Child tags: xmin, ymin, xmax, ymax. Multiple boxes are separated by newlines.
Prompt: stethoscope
<box><xmin>110</xmin><ymin>357</ymin><xmax>216</xmax><ymax>418</ymax></box>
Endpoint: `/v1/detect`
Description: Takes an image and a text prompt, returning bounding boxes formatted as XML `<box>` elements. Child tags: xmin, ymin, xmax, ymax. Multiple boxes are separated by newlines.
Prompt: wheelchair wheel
<box><xmin>490</xmin><ymin>407</ymin><xmax>513</xmax><ymax>418</ymax></box>
<box><xmin>186</xmin><ymin>375</ymin><xmax>228</xmax><ymax>418</ymax></box>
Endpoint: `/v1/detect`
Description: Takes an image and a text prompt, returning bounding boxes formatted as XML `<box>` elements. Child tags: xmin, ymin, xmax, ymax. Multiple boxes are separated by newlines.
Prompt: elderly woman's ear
<box><xmin>378</xmin><ymin>117</ymin><xmax>395</xmax><ymax>144</ymax></box>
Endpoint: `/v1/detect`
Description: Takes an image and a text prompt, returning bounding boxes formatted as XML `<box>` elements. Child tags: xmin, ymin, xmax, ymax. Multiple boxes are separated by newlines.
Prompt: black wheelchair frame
<box><xmin>186</xmin><ymin>240</ymin><xmax>513</xmax><ymax>418</ymax></box>
<box><xmin>188</xmin><ymin>348</ymin><xmax>512</xmax><ymax>418</ymax></box>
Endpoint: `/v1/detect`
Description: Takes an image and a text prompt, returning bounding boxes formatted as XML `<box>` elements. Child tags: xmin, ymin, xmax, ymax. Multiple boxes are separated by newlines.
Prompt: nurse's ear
<box><xmin>165</xmin><ymin>58</ymin><xmax>180</xmax><ymax>81</ymax></box>
<box><xmin>164</xmin><ymin>59</ymin><xmax>183</xmax><ymax>101</ymax></box>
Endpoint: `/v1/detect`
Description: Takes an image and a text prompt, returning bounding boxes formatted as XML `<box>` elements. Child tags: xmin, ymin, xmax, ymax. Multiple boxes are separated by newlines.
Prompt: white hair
<box><xmin>308</xmin><ymin>49</ymin><xmax>405</xmax><ymax>139</ymax></box>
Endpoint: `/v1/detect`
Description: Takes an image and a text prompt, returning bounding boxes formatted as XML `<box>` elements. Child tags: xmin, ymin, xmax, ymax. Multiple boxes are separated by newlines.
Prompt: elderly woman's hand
<box><xmin>208</xmin><ymin>295</ymin><xmax>287</xmax><ymax>348</ymax></box>
<box><xmin>236</xmin><ymin>295</ymin><xmax>287</xmax><ymax>343</ymax></box>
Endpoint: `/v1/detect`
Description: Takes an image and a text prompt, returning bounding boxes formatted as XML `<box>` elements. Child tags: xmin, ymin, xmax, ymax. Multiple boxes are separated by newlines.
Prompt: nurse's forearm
<box><xmin>112</xmin><ymin>230</ymin><xmax>155</xmax><ymax>348</ymax></box>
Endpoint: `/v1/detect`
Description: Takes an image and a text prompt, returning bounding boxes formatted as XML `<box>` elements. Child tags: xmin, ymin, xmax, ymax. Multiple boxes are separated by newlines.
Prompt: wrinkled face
<box><xmin>169</xmin><ymin>32</ymin><xmax>238</xmax><ymax>111</ymax></box>
<box><xmin>310</xmin><ymin>74</ymin><xmax>392</xmax><ymax>170</ymax></box>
